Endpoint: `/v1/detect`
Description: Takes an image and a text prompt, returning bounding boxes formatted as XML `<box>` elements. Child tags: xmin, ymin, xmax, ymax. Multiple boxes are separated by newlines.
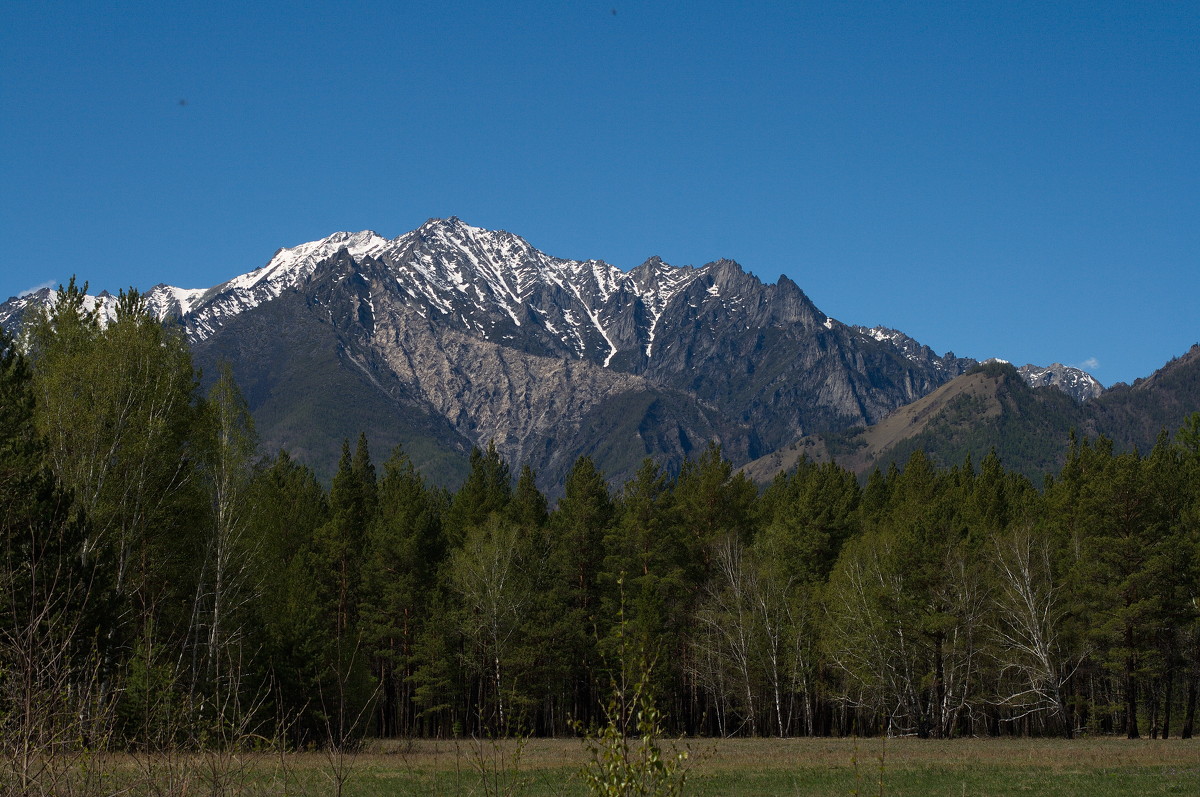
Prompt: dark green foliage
<box><xmin>758</xmin><ymin>458</ymin><xmax>860</xmax><ymax>583</ymax></box>
<box><xmin>675</xmin><ymin>442</ymin><xmax>757</xmax><ymax>557</ymax></box>
<box><xmin>243</xmin><ymin>450</ymin><xmax>330</xmax><ymax>742</ymax></box>
<box><xmin>361</xmin><ymin>444</ymin><xmax>446</xmax><ymax>737</ymax></box>
<box><xmin>604</xmin><ymin>459</ymin><xmax>688</xmax><ymax>656</ymax></box>
<box><xmin>548</xmin><ymin>456</ymin><xmax>616</xmax><ymax>729</ymax></box>
<box><xmin>445</xmin><ymin>441</ymin><xmax>511</xmax><ymax>544</ymax></box>
<box><xmin>1046</xmin><ymin>435</ymin><xmax>1198</xmax><ymax>738</ymax></box>
<box><xmin>509</xmin><ymin>464</ymin><xmax>549</xmax><ymax>528</ymax></box>
<box><xmin>307</xmin><ymin>438</ymin><xmax>377</xmax><ymax>742</ymax></box>
<box><xmin>1090</xmin><ymin>345</ymin><xmax>1200</xmax><ymax>453</ymax></box>
<box><xmin>0</xmin><ymin>325</ymin><xmax>103</xmax><ymax>634</ymax></box>
<box><xmin>5</xmin><ymin>294</ymin><xmax>1200</xmax><ymax>749</ymax></box>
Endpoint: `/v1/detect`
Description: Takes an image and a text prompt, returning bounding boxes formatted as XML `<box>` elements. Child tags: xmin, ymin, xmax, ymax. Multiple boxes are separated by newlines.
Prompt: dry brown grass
<box><xmin>682</xmin><ymin>735</ymin><xmax>1200</xmax><ymax>772</ymax></box>
<box><xmin>58</xmin><ymin>736</ymin><xmax>1200</xmax><ymax>796</ymax></box>
<box><xmin>350</xmin><ymin>734</ymin><xmax>1200</xmax><ymax>773</ymax></box>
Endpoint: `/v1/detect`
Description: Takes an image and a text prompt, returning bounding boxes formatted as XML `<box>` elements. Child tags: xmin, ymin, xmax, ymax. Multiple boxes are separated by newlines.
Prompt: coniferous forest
<box><xmin>3</xmin><ymin>279</ymin><xmax>1200</xmax><ymax>778</ymax></box>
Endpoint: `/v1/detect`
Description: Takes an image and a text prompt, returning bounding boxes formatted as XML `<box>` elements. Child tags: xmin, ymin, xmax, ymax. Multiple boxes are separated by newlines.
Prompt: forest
<box><xmin>2</xmin><ymin>279</ymin><xmax>1199</xmax><ymax>778</ymax></box>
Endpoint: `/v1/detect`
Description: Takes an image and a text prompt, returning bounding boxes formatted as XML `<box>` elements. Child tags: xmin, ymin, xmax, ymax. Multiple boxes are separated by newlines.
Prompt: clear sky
<box><xmin>2</xmin><ymin>1</ymin><xmax>1197</xmax><ymax>386</ymax></box>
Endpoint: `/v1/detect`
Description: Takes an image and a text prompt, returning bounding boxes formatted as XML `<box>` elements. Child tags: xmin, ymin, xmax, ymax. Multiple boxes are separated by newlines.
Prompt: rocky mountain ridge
<box><xmin>1</xmin><ymin>218</ymin><xmax>1106</xmax><ymax>488</ymax></box>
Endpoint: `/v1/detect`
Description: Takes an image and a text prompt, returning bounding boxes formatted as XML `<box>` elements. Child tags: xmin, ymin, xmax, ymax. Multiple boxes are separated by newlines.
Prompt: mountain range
<box><xmin>5</xmin><ymin>217</ymin><xmax>1187</xmax><ymax>491</ymax></box>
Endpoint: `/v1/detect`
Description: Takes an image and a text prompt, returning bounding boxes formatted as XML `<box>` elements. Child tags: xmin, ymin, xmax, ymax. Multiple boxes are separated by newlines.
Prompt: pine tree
<box><xmin>446</xmin><ymin>441</ymin><xmax>511</xmax><ymax>545</ymax></box>
<box><xmin>361</xmin><ymin>445</ymin><xmax>446</xmax><ymax>736</ymax></box>
<box><xmin>824</xmin><ymin>450</ymin><xmax>985</xmax><ymax>738</ymax></box>
<box><xmin>1055</xmin><ymin>436</ymin><xmax>1189</xmax><ymax>738</ymax></box>
<box><xmin>508</xmin><ymin>464</ymin><xmax>548</xmax><ymax>529</ymax></box>
<box><xmin>310</xmin><ymin>438</ymin><xmax>377</xmax><ymax>744</ymax></box>
<box><xmin>244</xmin><ymin>451</ymin><xmax>330</xmax><ymax>743</ymax></box>
<box><xmin>1174</xmin><ymin>414</ymin><xmax>1200</xmax><ymax>738</ymax></box>
<box><xmin>604</xmin><ymin>459</ymin><xmax>685</xmax><ymax>654</ymax></box>
<box><xmin>753</xmin><ymin>459</ymin><xmax>860</xmax><ymax>735</ymax></box>
<box><xmin>549</xmin><ymin>456</ymin><xmax>614</xmax><ymax>728</ymax></box>
<box><xmin>674</xmin><ymin>442</ymin><xmax>757</xmax><ymax>571</ymax></box>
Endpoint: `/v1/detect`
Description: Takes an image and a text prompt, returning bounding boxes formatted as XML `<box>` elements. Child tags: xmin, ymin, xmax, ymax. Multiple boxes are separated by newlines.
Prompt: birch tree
<box><xmin>187</xmin><ymin>362</ymin><xmax>258</xmax><ymax>732</ymax></box>
<box><xmin>451</xmin><ymin>515</ymin><xmax>535</xmax><ymax>732</ymax></box>
<box><xmin>27</xmin><ymin>281</ymin><xmax>200</xmax><ymax>630</ymax></box>
<box><xmin>987</xmin><ymin>523</ymin><xmax>1085</xmax><ymax>735</ymax></box>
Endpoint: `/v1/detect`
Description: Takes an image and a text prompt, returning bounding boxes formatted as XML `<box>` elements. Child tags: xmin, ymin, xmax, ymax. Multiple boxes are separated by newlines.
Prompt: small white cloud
<box><xmin>1078</xmin><ymin>357</ymin><xmax>1100</xmax><ymax>371</ymax></box>
<box><xmin>18</xmin><ymin>280</ymin><xmax>57</xmax><ymax>297</ymax></box>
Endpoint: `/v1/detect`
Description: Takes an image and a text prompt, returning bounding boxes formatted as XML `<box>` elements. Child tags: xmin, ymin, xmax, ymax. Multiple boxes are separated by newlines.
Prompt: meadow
<box><xmin>85</xmin><ymin>736</ymin><xmax>1198</xmax><ymax>796</ymax></box>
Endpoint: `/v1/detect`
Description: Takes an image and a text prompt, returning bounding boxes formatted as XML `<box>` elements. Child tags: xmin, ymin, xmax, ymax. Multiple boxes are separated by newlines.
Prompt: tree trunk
<box><xmin>1180</xmin><ymin>676</ymin><xmax>1196</xmax><ymax>739</ymax></box>
<box><xmin>1162</xmin><ymin>668</ymin><xmax>1174</xmax><ymax>739</ymax></box>
<box><xmin>1148</xmin><ymin>681</ymin><xmax>1159</xmax><ymax>739</ymax></box>
<box><xmin>934</xmin><ymin>632</ymin><xmax>946</xmax><ymax>738</ymax></box>
<box><xmin>1125</xmin><ymin>664</ymin><xmax>1140</xmax><ymax>739</ymax></box>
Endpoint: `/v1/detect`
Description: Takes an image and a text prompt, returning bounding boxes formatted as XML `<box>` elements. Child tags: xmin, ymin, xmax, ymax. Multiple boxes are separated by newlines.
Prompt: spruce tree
<box><xmin>244</xmin><ymin>451</ymin><xmax>330</xmax><ymax>743</ymax></box>
<box><xmin>1174</xmin><ymin>414</ymin><xmax>1200</xmax><ymax>738</ymax></box>
<box><xmin>604</xmin><ymin>458</ymin><xmax>685</xmax><ymax>653</ymax></box>
<box><xmin>508</xmin><ymin>464</ymin><xmax>548</xmax><ymax>529</ymax></box>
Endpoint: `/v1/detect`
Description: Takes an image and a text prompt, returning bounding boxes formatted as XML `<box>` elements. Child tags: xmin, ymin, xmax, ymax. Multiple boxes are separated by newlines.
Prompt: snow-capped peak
<box><xmin>1</xmin><ymin>219</ymin><xmax>727</xmax><ymax>365</ymax></box>
<box><xmin>225</xmin><ymin>230</ymin><xmax>390</xmax><ymax>294</ymax></box>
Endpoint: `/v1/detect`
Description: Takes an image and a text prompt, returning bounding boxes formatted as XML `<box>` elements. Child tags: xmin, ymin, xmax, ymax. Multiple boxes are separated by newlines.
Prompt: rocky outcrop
<box><xmin>1017</xmin><ymin>363</ymin><xmax>1104</xmax><ymax>402</ymax></box>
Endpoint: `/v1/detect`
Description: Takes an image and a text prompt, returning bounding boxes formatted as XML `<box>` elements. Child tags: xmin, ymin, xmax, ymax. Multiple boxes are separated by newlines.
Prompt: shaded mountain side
<box><xmin>192</xmin><ymin>249</ymin><xmax>759</xmax><ymax>492</ymax></box>
<box><xmin>1086</xmin><ymin>344</ymin><xmax>1200</xmax><ymax>452</ymax></box>
<box><xmin>631</xmin><ymin>267</ymin><xmax>972</xmax><ymax>449</ymax></box>
<box><xmin>741</xmin><ymin>362</ymin><xmax>1086</xmax><ymax>483</ymax></box>
<box><xmin>186</xmin><ymin>240</ymin><xmax>980</xmax><ymax>490</ymax></box>
<box><xmin>551</xmin><ymin>389</ymin><xmax>756</xmax><ymax>488</ymax></box>
<box><xmin>192</xmin><ymin>289</ymin><xmax>473</xmax><ymax>488</ymax></box>
<box><xmin>744</xmin><ymin>348</ymin><xmax>1200</xmax><ymax>484</ymax></box>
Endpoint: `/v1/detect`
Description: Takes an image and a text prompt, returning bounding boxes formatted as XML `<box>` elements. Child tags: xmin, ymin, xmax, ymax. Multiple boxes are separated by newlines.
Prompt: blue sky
<box><xmin>2</xmin><ymin>0</ymin><xmax>1197</xmax><ymax>386</ymax></box>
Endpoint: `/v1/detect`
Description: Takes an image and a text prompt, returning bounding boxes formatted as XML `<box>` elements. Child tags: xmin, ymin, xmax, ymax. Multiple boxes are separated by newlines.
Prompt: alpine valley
<box><xmin>3</xmin><ymin>217</ymin><xmax>1192</xmax><ymax>490</ymax></box>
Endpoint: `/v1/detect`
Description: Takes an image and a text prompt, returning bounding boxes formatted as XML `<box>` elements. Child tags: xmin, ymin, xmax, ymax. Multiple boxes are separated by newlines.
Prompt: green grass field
<box><xmin>116</xmin><ymin>737</ymin><xmax>1195</xmax><ymax>796</ymax></box>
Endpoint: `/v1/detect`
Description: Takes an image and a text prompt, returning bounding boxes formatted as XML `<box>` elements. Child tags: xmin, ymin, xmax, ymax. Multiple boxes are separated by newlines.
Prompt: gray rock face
<box><xmin>1017</xmin><ymin>363</ymin><xmax>1104</xmax><ymax>402</ymax></box>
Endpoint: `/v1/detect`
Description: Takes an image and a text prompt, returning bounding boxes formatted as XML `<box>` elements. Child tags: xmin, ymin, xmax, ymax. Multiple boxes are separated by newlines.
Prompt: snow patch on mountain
<box><xmin>119</xmin><ymin>219</ymin><xmax>702</xmax><ymax>363</ymax></box>
<box><xmin>228</xmin><ymin>230</ymin><xmax>390</xmax><ymax>294</ymax></box>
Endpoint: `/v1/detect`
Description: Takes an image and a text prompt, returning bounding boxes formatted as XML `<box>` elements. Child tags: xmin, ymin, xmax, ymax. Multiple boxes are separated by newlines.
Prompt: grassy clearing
<box><xmin>84</xmin><ymin>737</ymin><xmax>1200</xmax><ymax>796</ymax></box>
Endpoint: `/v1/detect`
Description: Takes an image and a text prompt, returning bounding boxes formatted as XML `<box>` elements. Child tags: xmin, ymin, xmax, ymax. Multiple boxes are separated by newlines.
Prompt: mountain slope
<box><xmin>742</xmin><ymin>362</ymin><xmax>1084</xmax><ymax>482</ymax></box>
<box><xmin>744</xmin><ymin>347</ymin><xmax>1200</xmax><ymax>484</ymax></box>
<box><xmin>1086</xmin><ymin>344</ymin><xmax>1200</xmax><ymax>450</ymax></box>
